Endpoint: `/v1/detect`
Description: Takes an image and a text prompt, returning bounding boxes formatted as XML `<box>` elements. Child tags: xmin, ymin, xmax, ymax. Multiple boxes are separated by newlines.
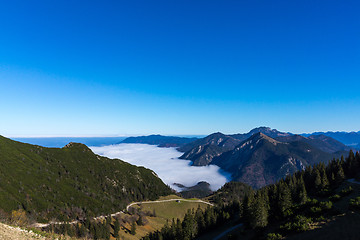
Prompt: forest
<box><xmin>142</xmin><ymin>150</ymin><xmax>360</xmax><ymax>240</ymax></box>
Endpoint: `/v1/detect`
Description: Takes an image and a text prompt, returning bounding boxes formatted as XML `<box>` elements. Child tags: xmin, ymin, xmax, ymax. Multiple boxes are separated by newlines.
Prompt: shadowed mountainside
<box><xmin>178</xmin><ymin>132</ymin><xmax>241</xmax><ymax>166</ymax></box>
<box><xmin>0</xmin><ymin>136</ymin><xmax>172</xmax><ymax>222</ymax></box>
<box><xmin>212</xmin><ymin>133</ymin><xmax>343</xmax><ymax>188</ymax></box>
<box><xmin>179</xmin><ymin>128</ymin><xmax>347</xmax><ymax>188</ymax></box>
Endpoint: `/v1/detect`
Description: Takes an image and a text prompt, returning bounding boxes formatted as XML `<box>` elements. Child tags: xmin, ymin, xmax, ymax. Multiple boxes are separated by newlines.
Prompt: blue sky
<box><xmin>1</xmin><ymin>0</ymin><xmax>359</xmax><ymax>136</ymax></box>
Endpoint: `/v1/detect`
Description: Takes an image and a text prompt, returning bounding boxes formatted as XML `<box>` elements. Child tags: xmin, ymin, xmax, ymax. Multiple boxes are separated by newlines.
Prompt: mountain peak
<box><xmin>206</xmin><ymin>132</ymin><xmax>226</xmax><ymax>138</ymax></box>
<box><xmin>63</xmin><ymin>142</ymin><xmax>91</xmax><ymax>151</ymax></box>
<box><xmin>248</xmin><ymin>126</ymin><xmax>287</xmax><ymax>136</ymax></box>
<box><xmin>243</xmin><ymin>132</ymin><xmax>281</xmax><ymax>146</ymax></box>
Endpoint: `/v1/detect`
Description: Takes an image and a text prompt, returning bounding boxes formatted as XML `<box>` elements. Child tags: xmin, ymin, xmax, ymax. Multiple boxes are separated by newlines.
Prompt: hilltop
<box><xmin>0</xmin><ymin>135</ymin><xmax>172</xmax><ymax>222</ymax></box>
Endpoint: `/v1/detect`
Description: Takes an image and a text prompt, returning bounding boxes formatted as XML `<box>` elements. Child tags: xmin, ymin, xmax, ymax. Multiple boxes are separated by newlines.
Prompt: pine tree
<box><xmin>250</xmin><ymin>192</ymin><xmax>268</xmax><ymax>228</ymax></box>
<box><xmin>182</xmin><ymin>210</ymin><xmax>197</xmax><ymax>239</ymax></box>
<box><xmin>137</xmin><ymin>215</ymin><xmax>144</xmax><ymax>226</ymax></box>
<box><xmin>131</xmin><ymin>221</ymin><xmax>136</xmax><ymax>235</ymax></box>
<box><xmin>313</xmin><ymin>168</ymin><xmax>322</xmax><ymax>191</ymax></box>
<box><xmin>104</xmin><ymin>221</ymin><xmax>110</xmax><ymax>240</ymax></box>
<box><xmin>175</xmin><ymin>218</ymin><xmax>183</xmax><ymax>240</ymax></box>
<box><xmin>242</xmin><ymin>190</ymin><xmax>255</xmax><ymax>225</ymax></box>
<box><xmin>336</xmin><ymin>162</ymin><xmax>345</xmax><ymax>184</ymax></box>
<box><xmin>277</xmin><ymin>182</ymin><xmax>292</xmax><ymax>217</ymax></box>
<box><xmin>113</xmin><ymin>218</ymin><xmax>120</xmax><ymax>238</ymax></box>
<box><xmin>195</xmin><ymin>207</ymin><xmax>205</xmax><ymax>234</ymax></box>
<box><xmin>297</xmin><ymin>176</ymin><xmax>307</xmax><ymax>204</ymax></box>
<box><xmin>80</xmin><ymin>224</ymin><xmax>86</xmax><ymax>237</ymax></box>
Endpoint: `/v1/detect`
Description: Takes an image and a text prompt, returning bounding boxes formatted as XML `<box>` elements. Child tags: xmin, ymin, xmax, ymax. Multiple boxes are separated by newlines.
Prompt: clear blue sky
<box><xmin>1</xmin><ymin>0</ymin><xmax>359</xmax><ymax>136</ymax></box>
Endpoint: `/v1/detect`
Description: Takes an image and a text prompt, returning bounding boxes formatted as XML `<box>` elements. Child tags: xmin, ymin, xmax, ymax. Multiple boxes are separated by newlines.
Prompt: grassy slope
<box><xmin>117</xmin><ymin>195</ymin><xmax>210</xmax><ymax>240</ymax></box>
<box><xmin>0</xmin><ymin>136</ymin><xmax>172</xmax><ymax>221</ymax></box>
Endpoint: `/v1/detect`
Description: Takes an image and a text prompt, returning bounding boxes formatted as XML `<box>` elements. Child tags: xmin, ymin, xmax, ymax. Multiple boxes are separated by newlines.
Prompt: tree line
<box><xmin>142</xmin><ymin>150</ymin><xmax>360</xmax><ymax>240</ymax></box>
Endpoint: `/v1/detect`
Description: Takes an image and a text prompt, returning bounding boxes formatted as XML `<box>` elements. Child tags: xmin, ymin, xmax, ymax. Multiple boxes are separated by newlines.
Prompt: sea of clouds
<box><xmin>90</xmin><ymin>143</ymin><xmax>230</xmax><ymax>192</ymax></box>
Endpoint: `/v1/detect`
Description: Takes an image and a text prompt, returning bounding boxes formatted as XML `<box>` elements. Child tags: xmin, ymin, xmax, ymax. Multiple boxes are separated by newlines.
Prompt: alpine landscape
<box><xmin>1</xmin><ymin>1</ymin><xmax>360</xmax><ymax>240</ymax></box>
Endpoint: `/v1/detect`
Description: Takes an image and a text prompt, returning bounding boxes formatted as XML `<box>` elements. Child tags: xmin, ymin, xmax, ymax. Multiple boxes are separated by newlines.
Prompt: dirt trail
<box><xmin>126</xmin><ymin>198</ymin><xmax>214</xmax><ymax>211</ymax></box>
<box><xmin>0</xmin><ymin>222</ymin><xmax>46</xmax><ymax>240</ymax></box>
<box><xmin>33</xmin><ymin>198</ymin><xmax>213</xmax><ymax>228</ymax></box>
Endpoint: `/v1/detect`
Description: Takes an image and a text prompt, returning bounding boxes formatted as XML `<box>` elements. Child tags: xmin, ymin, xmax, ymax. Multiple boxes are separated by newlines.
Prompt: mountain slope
<box><xmin>212</xmin><ymin>133</ymin><xmax>342</xmax><ymax>188</ymax></box>
<box><xmin>276</xmin><ymin>134</ymin><xmax>351</xmax><ymax>153</ymax></box>
<box><xmin>178</xmin><ymin>132</ymin><xmax>241</xmax><ymax>166</ymax></box>
<box><xmin>120</xmin><ymin>134</ymin><xmax>197</xmax><ymax>148</ymax></box>
<box><xmin>178</xmin><ymin>127</ymin><xmax>292</xmax><ymax>166</ymax></box>
<box><xmin>0</xmin><ymin>136</ymin><xmax>172</xmax><ymax>222</ymax></box>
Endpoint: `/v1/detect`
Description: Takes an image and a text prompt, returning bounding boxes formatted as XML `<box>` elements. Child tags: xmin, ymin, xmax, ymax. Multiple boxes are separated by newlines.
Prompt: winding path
<box><xmin>33</xmin><ymin>198</ymin><xmax>213</xmax><ymax>228</ymax></box>
<box><xmin>126</xmin><ymin>198</ymin><xmax>214</xmax><ymax>211</ymax></box>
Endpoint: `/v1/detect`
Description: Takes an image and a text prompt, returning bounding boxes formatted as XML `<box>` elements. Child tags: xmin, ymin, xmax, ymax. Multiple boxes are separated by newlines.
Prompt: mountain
<box><xmin>178</xmin><ymin>132</ymin><xmax>241</xmax><ymax>166</ymax></box>
<box><xmin>276</xmin><ymin>134</ymin><xmax>351</xmax><ymax>153</ymax></box>
<box><xmin>303</xmin><ymin>131</ymin><xmax>360</xmax><ymax>146</ymax></box>
<box><xmin>175</xmin><ymin>181</ymin><xmax>213</xmax><ymax>199</ymax></box>
<box><xmin>0</xmin><ymin>136</ymin><xmax>172</xmax><ymax>222</ymax></box>
<box><xmin>230</xmin><ymin>126</ymin><xmax>292</xmax><ymax>142</ymax></box>
<box><xmin>144</xmin><ymin>150</ymin><xmax>360</xmax><ymax>240</ymax></box>
<box><xmin>120</xmin><ymin>134</ymin><xmax>198</xmax><ymax>148</ymax></box>
<box><xmin>211</xmin><ymin>133</ymin><xmax>343</xmax><ymax>188</ymax></box>
<box><xmin>178</xmin><ymin>127</ymin><xmax>292</xmax><ymax>166</ymax></box>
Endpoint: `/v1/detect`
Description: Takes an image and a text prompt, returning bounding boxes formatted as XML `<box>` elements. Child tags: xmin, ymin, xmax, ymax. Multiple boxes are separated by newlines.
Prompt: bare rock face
<box><xmin>179</xmin><ymin>132</ymin><xmax>241</xmax><ymax>166</ymax></box>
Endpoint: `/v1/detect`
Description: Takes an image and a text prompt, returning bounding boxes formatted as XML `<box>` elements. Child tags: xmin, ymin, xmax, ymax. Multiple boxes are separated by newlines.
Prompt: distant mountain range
<box><xmin>118</xmin><ymin>127</ymin><xmax>359</xmax><ymax>188</ymax></box>
<box><xmin>302</xmin><ymin>131</ymin><xmax>360</xmax><ymax>146</ymax></box>
<box><xmin>177</xmin><ymin>127</ymin><xmax>351</xmax><ymax>188</ymax></box>
<box><xmin>276</xmin><ymin>134</ymin><xmax>352</xmax><ymax>153</ymax></box>
<box><xmin>121</xmin><ymin>127</ymin><xmax>360</xmax><ymax>149</ymax></box>
<box><xmin>120</xmin><ymin>134</ymin><xmax>198</xmax><ymax>148</ymax></box>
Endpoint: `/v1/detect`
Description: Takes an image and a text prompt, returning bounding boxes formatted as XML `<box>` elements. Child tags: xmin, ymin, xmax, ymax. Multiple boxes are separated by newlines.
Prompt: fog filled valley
<box><xmin>90</xmin><ymin>143</ymin><xmax>230</xmax><ymax>192</ymax></box>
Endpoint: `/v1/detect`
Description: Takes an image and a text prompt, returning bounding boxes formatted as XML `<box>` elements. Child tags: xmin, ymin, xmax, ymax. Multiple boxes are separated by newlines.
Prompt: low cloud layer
<box><xmin>90</xmin><ymin>144</ymin><xmax>230</xmax><ymax>191</ymax></box>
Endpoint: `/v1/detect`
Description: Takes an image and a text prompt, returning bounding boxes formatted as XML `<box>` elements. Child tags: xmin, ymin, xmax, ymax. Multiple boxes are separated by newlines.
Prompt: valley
<box><xmin>1</xmin><ymin>127</ymin><xmax>360</xmax><ymax>239</ymax></box>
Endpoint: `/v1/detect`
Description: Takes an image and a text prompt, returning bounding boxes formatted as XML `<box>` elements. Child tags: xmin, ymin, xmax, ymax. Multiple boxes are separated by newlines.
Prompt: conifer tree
<box><xmin>336</xmin><ymin>162</ymin><xmax>345</xmax><ymax>184</ymax></box>
<box><xmin>131</xmin><ymin>221</ymin><xmax>136</xmax><ymax>235</ymax></box>
<box><xmin>297</xmin><ymin>176</ymin><xmax>307</xmax><ymax>204</ymax></box>
<box><xmin>195</xmin><ymin>207</ymin><xmax>205</xmax><ymax>234</ymax></box>
<box><xmin>113</xmin><ymin>218</ymin><xmax>120</xmax><ymax>238</ymax></box>
<box><xmin>313</xmin><ymin>168</ymin><xmax>322</xmax><ymax>191</ymax></box>
<box><xmin>277</xmin><ymin>182</ymin><xmax>292</xmax><ymax>217</ymax></box>
<box><xmin>250</xmin><ymin>192</ymin><xmax>268</xmax><ymax>228</ymax></box>
<box><xmin>320</xmin><ymin>167</ymin><xmax>329</xmax><ymax>189</ymax></box>
<box><xmin>242</xmin><ymin>190</ymin><xmax>255</xmax><ymax>224</ymax></box>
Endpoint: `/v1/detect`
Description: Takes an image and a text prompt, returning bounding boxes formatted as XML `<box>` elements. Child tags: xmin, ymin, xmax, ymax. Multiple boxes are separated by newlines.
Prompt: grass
<box><xmin>116</xmin><ymin>196</ymin><xmax>210</xmax><ymax>240</ymax></box>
